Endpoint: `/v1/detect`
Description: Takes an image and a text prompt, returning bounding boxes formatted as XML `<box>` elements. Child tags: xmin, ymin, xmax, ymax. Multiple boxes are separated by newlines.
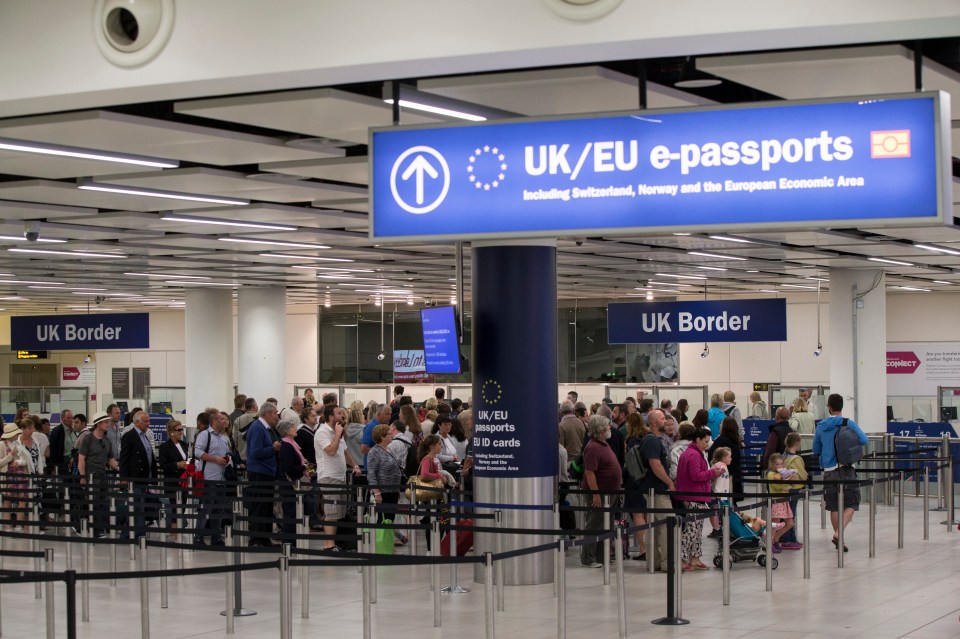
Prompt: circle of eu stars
<box><xmin>467</xmin><ymin>145</ymin><xmax>508</xmax><ymax>190</ymax></box>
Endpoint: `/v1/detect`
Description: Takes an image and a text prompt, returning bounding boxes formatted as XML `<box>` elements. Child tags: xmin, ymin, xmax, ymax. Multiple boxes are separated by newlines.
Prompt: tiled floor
<box><xmin>1</xmin><ymin>495</ymin><xmax>958</xmax><ymax>638</ymax></box>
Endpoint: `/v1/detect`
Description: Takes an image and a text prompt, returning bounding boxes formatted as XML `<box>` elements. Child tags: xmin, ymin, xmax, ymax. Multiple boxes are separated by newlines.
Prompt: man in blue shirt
<box><xmin>245</xmin><ymin>402</ymin><xmax>281</xmax><ymax>546</ymax></box>
<box><xmin>812</xmin><ymin>393</ymin><xmax>869</xmax><ymax>552</ymax></box>
<box><xmin>360</xmin><ymin>404</ymin><xmax>391</xmax><ymax>472</ymax></box>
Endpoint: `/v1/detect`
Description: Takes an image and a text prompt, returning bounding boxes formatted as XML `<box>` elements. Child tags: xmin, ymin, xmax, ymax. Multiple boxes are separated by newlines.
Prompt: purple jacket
<box><xmin>675</xmin><ymin>444</ymin><xmax>714</xmax><ymax>503</ymax></box>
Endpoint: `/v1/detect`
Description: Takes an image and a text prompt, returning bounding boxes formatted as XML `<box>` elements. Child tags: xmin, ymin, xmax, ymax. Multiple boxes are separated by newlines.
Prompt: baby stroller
<box><xmin>712</xmin><ymin>507</ymin><xmax>778</xmax><ymax>570</ymax></box>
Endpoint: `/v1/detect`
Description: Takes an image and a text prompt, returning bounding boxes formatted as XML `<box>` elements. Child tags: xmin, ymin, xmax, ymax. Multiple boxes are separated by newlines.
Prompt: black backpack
<box><xmin>397</xmin><ymin>438</ymin><xmax>419</xmax><ymax>479</ymax></box>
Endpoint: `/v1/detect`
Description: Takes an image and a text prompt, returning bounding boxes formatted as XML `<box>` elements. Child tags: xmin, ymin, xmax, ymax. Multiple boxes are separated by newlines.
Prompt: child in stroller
<box><xmin>712</xmin><ymin>508</ymin><xmax>784</xmax><ymax>570</ymax></box>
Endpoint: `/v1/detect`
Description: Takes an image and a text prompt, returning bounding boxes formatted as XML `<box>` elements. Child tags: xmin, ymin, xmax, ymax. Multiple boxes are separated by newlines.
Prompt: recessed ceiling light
<box><xmin>9</xmin><ymin>248</ymin><xmax>126</xmax><ymax>258</ymax></box>
<box><xmin>0</xmin><ymin>296</ymin><xmax>29</xmax><ymax>301</ymax></box>
<box><xmin>0</xmin><ymin>279</ymin><xmax>64</xmax><ymax>285</ymax></box>
<box><xmin>383</xmin><ymin>98</ymin><xmax>486</xmax><ymax>122</ymax></box>
<box><xmin>759</xmin><ymin>289</ymin><xmax>779</xmax><ymax>293</ymax></box>
<box><xmin>695</xmin><ymin>265</ymin><xmax>727</xmax><ymax>272</ymax></box>
<box><xmin>0</xmin><ymin>235</ymin><xmax>67</xmax><ymax>244</ymax></box>
<box><xmin>164</xmin><ymin>281</ymin><xmax>238</xmax><ymax>287</ymax></box>
<box><xmin>780</xmin><ymin>284</ymin><xmax>817</xmax><ymax>289</ymax></box>
<box><xmin>894</xmin><ymin>286</ymin><xmax>930</xmax><ymax>292</ymax></box>
<box><xmin>932</xmin><ymin>280</ymin><xmax>952</xmax><ymax>285</ymax></box>
<box><xmin>654</xmin><ymin>273</ymin><xmax>706</xmax><ymax>280</ymax></box>
<box><xmin>674</xmin><ymin>78</ymin><xmax>722</xmax><ymax>89</ymax></box>
<box><xmin>78</xmin><ymin>180</ymin><xmax>249</xmax><ymax>206</ymax></box>
<box><xmin>746</xmin><ymin>270</ymin><xmax>759</xmax><ymax>273</ymax></box>
<box><xmin>672</xmin><ymin>232</ymin><xmax>691</xmax><ymax>236</ymax></box>
<box><xmin>867</xmin><ymin>257</ymin><xmax>913</xmax><ymax>267</ymax></box>
<box><xmin>125</xmin><ymin>272</ymin><xmax>211</xmax><ymax>280</ymax></box>
<box><xmin>914</xmin><ymin>243</ymin><xmax>960</xmax><ymax>256</ymax></box>
<box><xmin>647</xmin><ymin>281</ymin><xmax>693</xmax><ymax>287</ymax></box>
<box><xmin>805</xmin><ymin>277</ymin><xmax>830</xmax><ymax>282</ymax></box>
<box><xmin>28</xmin><ymin>286</ymin><xmax>107</xmax><ymax>291</ymax></box>
<box><xmin>160</xmin><ymin>214</ymin><xmax>297</xmax><ymax>231</ymax></box>
<box><xmin>688</xmin><ymin>251</ymin><xmax>747</xmax><ymax>261</ymax></box>
<box><xmin>708</xmin><ymin>235</ymin><xmax>755</xmax><ymax>244</ymax></box>
<box><xmin>0</xmin><ymin>136</ymin><xmax>178</xmax><ymax>168</ymax></box>
<box><xmin>291</xmin><ymin>265</ymin><xmax>374</xmax><ymax>273</ymax></box>
<box><xmin>218</xmin><ymin>238</ymin><xmax>330</xmax><ymax>250</ymax></box>
<box><xmin>260</xmin><ymin>253</ymin><xmax>353</xmax><ymax>262</ymax></box>
<box><xmin>71</xmin><ymin>292</ymin><xmax>141</xmax><ymax>297</ymax></box>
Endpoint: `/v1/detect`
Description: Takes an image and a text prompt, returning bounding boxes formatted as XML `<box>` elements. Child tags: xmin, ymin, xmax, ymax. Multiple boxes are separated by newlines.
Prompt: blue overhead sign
<box><xmin>11</xmin><ymin>313</ymin><xmax>150</xmax><ymax>350</ymax></box>
<box><xmin>608</xmin><ymin>299</ymin><xmax>787</xmax><ymax>343</ymax></box>
<box><xmin>371</xmin><ymin>92</ymin><xmax>950</xmax><ymax>241</ymax></box>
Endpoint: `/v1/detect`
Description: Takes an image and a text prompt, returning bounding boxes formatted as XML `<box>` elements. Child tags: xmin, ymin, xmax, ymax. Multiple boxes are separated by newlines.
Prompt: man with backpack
<box><xmin>812</xmin><ymin>393</ymin><xmax>868</xmax><ymax>552</ymax></box>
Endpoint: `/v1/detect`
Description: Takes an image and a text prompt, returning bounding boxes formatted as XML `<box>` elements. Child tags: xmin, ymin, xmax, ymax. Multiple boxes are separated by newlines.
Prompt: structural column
<box><xmin>185</xmin><ymin>288</ymin><xmax>234</xmax><ymax>426</ymax></box>
<box><xmin>237</xmin><ymin>287</ymin><xmax>287</xmax><ymax>407</ymax></box>
<box><xmin>828</xmin><ymin>268</ymin><xmax>886</xmax><ymax>430</ymax></box>
<box><xmin>472</xmin><ymin>240</ymin><xmax>557</xmax><ymax>585</ymax></box>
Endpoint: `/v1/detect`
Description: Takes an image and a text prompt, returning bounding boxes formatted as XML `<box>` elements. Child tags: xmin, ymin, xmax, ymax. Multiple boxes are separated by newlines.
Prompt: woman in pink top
<box><xmin>675</xmin><ymin>427</ymin><xmax>723</xmax><ymax>571</ymax></box>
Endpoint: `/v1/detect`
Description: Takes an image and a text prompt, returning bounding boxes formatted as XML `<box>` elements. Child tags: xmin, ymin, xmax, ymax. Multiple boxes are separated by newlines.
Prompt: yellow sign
<box><xmin>16</xmin><ymin>350</ymin><xmax>47</xmax><ymax>360</ymax></box>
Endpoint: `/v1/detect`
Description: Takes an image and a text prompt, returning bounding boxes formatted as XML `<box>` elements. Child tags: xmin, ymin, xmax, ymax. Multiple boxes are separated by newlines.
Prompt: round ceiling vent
<box><xmin>542</xmin><ymin>0</ymin><xmax>625</xmax><ymax>20</ymax></box>
<box><xmin>93</xmin><ymin>0</ymin><xmax>175</xmax><ymax>67</ymax></box>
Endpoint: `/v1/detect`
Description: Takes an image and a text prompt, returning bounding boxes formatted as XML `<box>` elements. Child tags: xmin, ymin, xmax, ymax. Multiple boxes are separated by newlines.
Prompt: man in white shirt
<box><xmin>314</xmin><ymin>406</ymin><xmax>361</xmax><ymax>551</ymax></box>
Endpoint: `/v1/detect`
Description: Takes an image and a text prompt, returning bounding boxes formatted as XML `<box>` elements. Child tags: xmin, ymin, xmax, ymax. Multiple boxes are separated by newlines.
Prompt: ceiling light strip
<box><xmin>161</xmin><ymin>214</ymin><xmax>296</xmax><ymax>231</ymax></box>
<box><xmin>0</xmin><ymin>137</ymin><xmax>178</xmax><ymax>168</ymax></box>
<box><xmin>688</xmin><ymin>251</ymin><xmax>747</xmax><ymax>261</ymax></box>
<box><xmin>78</xmin><ymin>180</ymin><xmax>249</xmax><ymax>206</ymax></box>
<box><xmin>8</xmin><ymin>248</ymin><xmax>126</xmax><ymax>258</ymax></box>
<box><xmin>867</xmin><ymin>257</ymin><xmax>913</xmax><ymax>267</ymax></box>
<box><xmin>219</xmin><ymin>238</ymin><xmax>329</xmax><ymax>249</ymax></box>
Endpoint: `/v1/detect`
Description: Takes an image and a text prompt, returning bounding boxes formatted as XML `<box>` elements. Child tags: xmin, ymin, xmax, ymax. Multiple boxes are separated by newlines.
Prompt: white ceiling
<box><xmin>0</xmin><ymin>42</ymin><xmax>959</xmax><ymax>315</ymax></box>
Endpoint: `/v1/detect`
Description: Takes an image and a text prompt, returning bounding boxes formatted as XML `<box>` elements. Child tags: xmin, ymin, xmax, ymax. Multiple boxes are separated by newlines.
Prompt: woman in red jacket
<box><xmin>675</xmin><ymin>427</ymin><xmax>723</xmax><ymax>571</ymax></box>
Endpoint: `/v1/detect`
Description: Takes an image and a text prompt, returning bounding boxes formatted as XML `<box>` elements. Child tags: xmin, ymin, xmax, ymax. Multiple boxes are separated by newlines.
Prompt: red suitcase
<box><xmin>440</xmin><ymin>519</ymin><xmax>474</xmax><ymax>556</ymax></box>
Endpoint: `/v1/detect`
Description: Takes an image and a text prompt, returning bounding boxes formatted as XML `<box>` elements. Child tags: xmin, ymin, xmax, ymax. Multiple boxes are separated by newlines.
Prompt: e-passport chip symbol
<box><xmin>870</xmin><ymin>130</ymin><xmax>911</xmax><ymax>158</ymax></box>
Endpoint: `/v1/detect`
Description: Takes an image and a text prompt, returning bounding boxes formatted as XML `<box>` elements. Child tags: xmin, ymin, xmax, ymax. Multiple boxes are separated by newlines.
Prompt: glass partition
<box><xmin>41</xmin><ymin>387</ymin><xmax>89</xmax><ymax>418</ymax></box>
<box><xmin>768</xmin><ymin>384</ymin><xmax>828</xmax><ymax>419</ymax></box>
<box><xmin>339</xmin><ymin>385</ymin><xmax>390</xmax><ymax>410</ymax></box>
<box><xmin>888</xmin><ymin>396</ymin><xmax>938</xmax><ymax>422</ymax></box>
<box><xmin>402</xmin><ymin>385</ymin><xmax>436</xmax><ymax>405</ymax></box>
<box><xmin>605</xmin><ymin>383</ymin><xmax>657</xmax><ymax>405</ymax></box>
<box><xmin>0</xmin><ymin>386</ymin><xmax>89</xmax><ymax>418</ymax></box>
<box><xmin>655</xmin><ymin>385</ymin><xmax>709</xmax><ymax>417</ymax></box>
<box><xmin>293</xmin><ymin>385</ymin><xmax>339</xmax><ymax>407</ymax></box>
<box><xmin>145</xmin><ymin>386</ymin><xmax>186</xmax><ymax>415</ymax></box>
<box><xmin>447</xmin><ymin>384</ymin><xmax>472</xmax><ymax>403</ymax></box>
<box><xmin>559</xmin><ymin>384</ymin><xmax>608</xmax><ymax>407</ymax></box>
<box><xmin>937</xmin><ymin>386</ymin><xmax>960</xmax><ymax>424</ymax></box>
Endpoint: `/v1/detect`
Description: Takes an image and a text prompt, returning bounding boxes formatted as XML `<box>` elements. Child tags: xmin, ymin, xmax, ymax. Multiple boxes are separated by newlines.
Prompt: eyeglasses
<box><xmin>173</xmin><ymin>429</ymin><xmax>184</xmax><ymax>433</ymax></box>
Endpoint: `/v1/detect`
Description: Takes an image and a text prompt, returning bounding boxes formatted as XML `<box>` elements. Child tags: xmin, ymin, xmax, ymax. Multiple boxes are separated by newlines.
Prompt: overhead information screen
<box><xmin>371</xmin><ymin>92</ymin><xmax>951</xmax><ymax>241</ymax></box>
<box><xmin>420</xmin><ymin>306</ymin><xmax>460</xmax><ymax>374</ymax></box>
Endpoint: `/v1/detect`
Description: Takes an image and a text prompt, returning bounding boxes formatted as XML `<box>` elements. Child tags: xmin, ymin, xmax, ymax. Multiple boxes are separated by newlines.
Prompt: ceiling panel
<box><xmin>698</xmin><ymin>45</ymin><xmax>960</xmax><ymax>120</ymax></box>
<box><xmin>0</xmin><ymin>179</ymin><xmax>227</xmax><ymax>211</ymax></box>
<box><xmin>418</xmin><ymin>66</ymin><xmax>715</xmax><ymax>116</ymax></box>
<box><xmin>0</xmin><ymin>198</ymin><xmax>97</xmax><ymax>220</ymax></box>
<box><xmin>0</xmin><ymin>110</ymin><xmax>343</xmax><ymax>166</ymax></box>
<box><xmin>97</xmin><ymin>167</ymin><xmax>365</xmax><ymax>204</ymax></box>
<box><xmin>259</xmin><ymin>156</ymin><xmax>369</xmax><ymax>185</ymax></box>
<box><xmin>174</xmin><ymin>88</ymin><xmax>442</xmax><ymax>145</ymax></box>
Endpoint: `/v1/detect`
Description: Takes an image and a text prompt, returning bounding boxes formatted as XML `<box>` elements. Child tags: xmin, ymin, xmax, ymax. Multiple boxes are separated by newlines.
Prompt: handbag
<box><xmin>180</xmin><ymin>431</ymin><xmax>213</xmax><ymax>497</ymax></box>
<box><xmin>375</xmin><ymin>519</ymin><xmax>395</xmax><ymax>555</ymax></box>
<box><xmin>405</xmin><ymin>475</ymin><xmax>445</xmax><ymax>502</ymax></box>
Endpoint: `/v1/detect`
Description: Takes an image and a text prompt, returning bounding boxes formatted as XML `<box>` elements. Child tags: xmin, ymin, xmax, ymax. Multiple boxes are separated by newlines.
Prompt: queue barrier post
<box><xmin>432</xmin><ymin>520</ymin><xmax>441</xmax><ymax>628</ymax></box>
<box><xmin>221</xmin><ymin>500</ymin><xmax>256</xmax><ymax>618</ymax></box>
<box><xmin>301</xmin><ymin>514</ymin><xmax>310</xmax><ymax>619</ymax></box>
<box><xmin>837</xmin><ymin>483</ymin><xmax>845</xmax><ymax>568</ymax></box>
<box><xmin>410</xmin><ymin>483</ymin><xmax>418</xmax><ymax>556</ymax></box>
<box><xmin>947</xmin><ymin>447</ymin><xmax>957</xmax><ymax>530</ymax></box>
<box><xmin>442</xmin><ymin>501</ymin><xmax>469</xmax><ymax>594</ymax></box>
<box><xmin>484</xmin><ymin>552</ymin><xmax>495</xmax><ymax>639</ymax></box>
<box><xmin>44</xmin><ymin>548</ymin><xmax>55</xmax><ymax>639</ymax></box>
<box><xmin>869</xmin><ymin>479</ymin><xmax>876</xmax><ymax>559</ymax></box>
<box><xmin>32</xmin><ymin>496</ymin><xmax>42</xmax><ymax>599</ymax></box>
<box><xmin>556</xmin><ymin>539</ymin><xmax>566</xmax><ymax>639</ymax></box>
<box><xmin>80</xmin><ymin>519</ymin><xmax>90</xmax><ymax>623</ymax></box>
<box><xmin>884</xmin><ymin>434</ymin><xmax>895</xmax><ymax>506</ymax></box>
<box><xmin>802</xmin><ymin>489</ymin><xmax>811</xmax><ymax>579</ymax></box>
<box><xmin>495</xmin><ymin>510</ymin><xmax>504</xmax><ymax>611</ymax></box>
<box><xmin>602</xmin><ymin>494</ymin><xmax>610</xmax><ymax>586</ymax></box>
<box><xmin>923</xmin><ymin>468</ymin><xmax>930</xmax><ymax>540</ymax></box>
<box><xmin>356</xmin><ymin>486</ymin><xmax>364</xmax><ymax>576</ymax></box>
<box><xmin>65</xmin><ymin>569</ymin><xmax>77</xmax><ymax>639</ymax></box>
<box><xmin>646</xmin><ymin>488</ymin><xmax>655</xmax><ymax>575</ymax></box>
<box><xmin>224</xmin><ymin>526</ymin><xmax>234</xmax><ymax>635</ymax></box>
<box><xmin>614</xmin><ymin>524</ymin><xmax>627</xmax><ymax>638</ymax></box>
<box><xmin>139</xmin><ymin>536</ymin><xmax>150</xmax><ymax>639</ymax></box>
<box><xmin>897</xmin><ymin>472</ymin><xmax>905</xmax><ymax>549</ymax></box>
<box><xmin>128</xmin><ymin>482</ymin><xmax>136</xmax><ymax>562</ymax></box>
<box><xmin>673</xmin><ymin>515</ymin><xmax>683</xmax><ymax>618</ymax></box>
<box><xmin>109</xmin><ymin>494</ymin><xmax>118</xmax><ymax>587</ymax></box>
<box><xmin>279</xmin><ymin>547</ymin><xmax>291</xmax><ymax>639</ymax></box>
<box><xmin>722</xmin><ymin>503</ymin><xmax>731</xmax><ymax>605</ymax></box>
<box><xmin>651</xmin><ymin>516</ymin><xmax>688</xmax><ymax>626</ymax></box>
<box><xmin>935</xmin><ymin>437</ymin><xmax>945</xmax><ymax>511</ymax></box>
<box><xmin>160</xmin><ymin>507</ymin><xmax>168</xmax><ymax>609</ymax></box>
<box><xmin>764</xmin><ymin>498</ymin><xmax>773</xmax><ymax>590</ymax></box>
<box><xmin>552</xmin><ymin>502</ymin><xmax>559</xmax><ymax>599</ymax></box>
<box><xmin>368</xmin><ymin>492</ymin><xmax>378</xmax><ymax>604</ymax></box>
<box><xmin>820</xmin><ymin>490</ymin><xmax>826</xmax><ymax>530</ymax></box>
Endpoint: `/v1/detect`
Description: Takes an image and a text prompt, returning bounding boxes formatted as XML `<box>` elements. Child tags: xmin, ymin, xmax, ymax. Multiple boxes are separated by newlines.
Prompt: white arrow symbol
<box><xmin>401</xmin><ymin>155</ymin><xmax>439</xmax><ymax>205</ymax></box>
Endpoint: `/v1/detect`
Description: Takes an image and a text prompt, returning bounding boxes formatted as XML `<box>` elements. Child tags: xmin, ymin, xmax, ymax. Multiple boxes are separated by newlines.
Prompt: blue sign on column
<box><xmin>11</xmin><ymin>313</ymin><xmax>150</xmax><ymax>350</ymax></box>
